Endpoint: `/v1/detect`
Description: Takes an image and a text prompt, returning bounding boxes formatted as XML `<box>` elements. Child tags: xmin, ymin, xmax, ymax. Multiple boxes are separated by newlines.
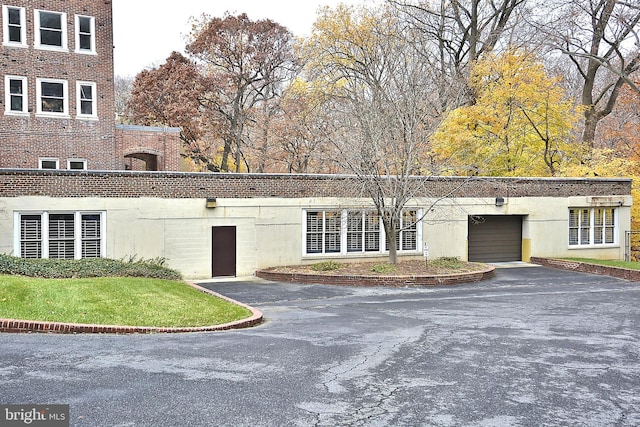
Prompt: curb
<box><xmin>0</xmin><ymin>282</ymin><xmax>263</xmax><ymax>334</ymax></box>
<box><xmin>256</xmin><ymin>265</ymin><xmax>496</xmax><ymax>287</ymax></box>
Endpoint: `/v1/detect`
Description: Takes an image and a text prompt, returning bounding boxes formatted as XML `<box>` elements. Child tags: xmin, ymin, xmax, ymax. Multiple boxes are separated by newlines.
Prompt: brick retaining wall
<box><xmin>531</xmin><ymin>257</ymin><xmax>640</xmax><ymax>281</ymax></box>
<box><xmin>256</xmin><ymin>265</ymin><xmax>496</xmax><ymax>287</ymax></box>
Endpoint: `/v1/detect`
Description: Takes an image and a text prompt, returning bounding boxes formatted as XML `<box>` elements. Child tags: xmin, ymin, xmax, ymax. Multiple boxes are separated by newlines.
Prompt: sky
<box><xmin>112</xmin><ymin>0</ymin><xmax>377</xmax><ymax>77</ymax></box>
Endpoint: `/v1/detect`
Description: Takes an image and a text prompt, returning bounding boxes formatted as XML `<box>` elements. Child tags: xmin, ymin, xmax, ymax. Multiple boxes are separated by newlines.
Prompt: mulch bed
<box><xmin>267</xmin><ymin>259</ymin><xmax>486</xmax><ymax>276</ymax></box>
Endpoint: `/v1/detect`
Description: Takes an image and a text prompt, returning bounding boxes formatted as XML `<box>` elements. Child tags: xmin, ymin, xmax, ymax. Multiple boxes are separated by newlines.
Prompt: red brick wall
<box><xmin>256</xmin><ymin>266</ymin><xmax>496</xmax><ymax>287</ymax></box>
<box><xmin>0</xmin><ymin>170</ymin><xmax>632</xmax><ymax>199</ymax></box>
<box><xmin>115</xmin><ymin>125</ymin><xmax>181</xmax><ymax>171</ymax></box>
<box><xmin>0</xmin><ymin>0</ymin><xmax>117</xmax><ymax>170</ymax></box>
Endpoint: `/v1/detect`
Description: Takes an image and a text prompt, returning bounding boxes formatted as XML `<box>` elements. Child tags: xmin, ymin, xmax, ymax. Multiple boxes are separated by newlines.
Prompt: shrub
<box><xmin>0</xmin><ymin>254</ymin><xmax>182</xmax><ymax>280</ymax></box>
<box><xmin>371</xmin><ymin>263</ymin><xmax>398</xmax><ymax>273</ymax></box>
<box><xmin>310</xmin><ymin>261</ymin><xmax>342</xmax><ymax>271</ymax></box>
<box><xmin>430</xmin><ymin>256</ymin><xmax>465</xmax><ymax>269</ymax></box>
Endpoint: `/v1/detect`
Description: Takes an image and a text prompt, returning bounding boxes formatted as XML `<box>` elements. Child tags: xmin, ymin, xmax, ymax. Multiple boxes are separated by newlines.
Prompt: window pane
<box><xmin>21</xmin><ymin>215</ymin><xmax>42</xmax><ymax>258</ymax></box>
<box><xmin>8</xmin><ymin>26</ymin><xmax>21</xmax><ymax>43</ymax></box>
<box><xmin>580</xmin><ymin>209</ymin><xmax>590</xmax><ymax>227</ymax></box>
<box><xmin>580</xmin><ymin>227</ymin><xmax>590</xmax><ymax>245</ymax></box>
<box><xmin>10</xmin><ymin>95</ymin><xmax>22</xmax><ymax>112</ymax></box>
<box><xmin>605</xmin><ymin>208</ymin><xmax>615</xmax><ymax>244</ymax></box>
<box><xmin>8</xmin><ymin>8</ymin><xmax>20</xmax><ymax>25</ymax></box>
<box><xmin>42</xmin><ymin>82</ymin><xmax>63</xmax><ymax>97</ymax></box>
<box><xmin>569</xmin><ymin>228</ymin><xmax>578</xmax><ymax>245</ymax></box>
<box><xmin>40</xmin><ymin>29</ymin><xmax>62</xmax><ymax>46</ymax></box>
<box><xmin>82</xmin><ymin>214</ymin><xmax>101</xmax><ymax>258</ymax></box>
<box><xmin>594</xmin><ymin>209</ymin><xmax>604</xmax><ymax>227</ymax></box>
<box><xmin>347</xmin><ymin>212</ymin><xmax>362</xmax><ymax>252</ymax></box>
<box><xmin>69</xmin><ymin>161</ymin><xmax>86</xmax><ymax>170</ymax></box>
<box><xmin>79</xmin><ymin>16</ymin><xmax>91</xmax><ymax>33</ymax></box>
<box><xmin>324</xmin><ymin>212</ymin><xmax>341</xmax><ymax>253</ymax></box>
<box><xmin>79</xmin><ymin>34</ymin><xmax>91</xmax><ymax>50</ymax></box>
<box><xmin>49</xmin><ymin>214</ymin><xmax>75</xmax><ymax>259</ymax></box>
<box><xmin>49</xmin><ymin>214</ymin><xmax>74</xmax><ymax>239</ymax></box>
<box><xmin>594</xmin><ymin>226</ymin><xmax>603</xmax><ymax>244</ymax></box>
<box><xmin>41</xmin><ymin>160</ymin><xmax>57</xmax><ymax>169</ymax></box>
<box><xmin>80</xmin><ymin>85</ymin><xmax>92</xmax><ymax>100</ymax></box>
<box><xmin>10</xmin><ymin>79</ymin><xmax>22</xmax><ymax>95</ymax></box>
<box><xmin>81</xmin><ymin>100</ymin><xmax>93</xmax><ymax>115</ymax></box>
<box><xmin>40</xmin><ymin>12</ymin><xmax>62</xmax><ymax>30</ymax></box>
<box><xmin>306</xmin><ymin>212</ymin><xmax>322</xmax><ymax>254</ymax></box>
<box><xmin>42</xmin><ymin>98</ymin><xmax>63</xmax><ymax>112</ymax></box>
<box><xmin>569</xmin><ymin>209</ymin><xmax>578</xmax><ymax>227</ymax></box>
<box><xmin>402</xmin><ymin>230</ymin><xmax>417</xmax><ymax>251</ymax></box>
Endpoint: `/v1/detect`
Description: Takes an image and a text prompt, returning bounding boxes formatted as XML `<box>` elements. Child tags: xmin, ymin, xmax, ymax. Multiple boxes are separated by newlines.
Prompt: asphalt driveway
<box><xmin>1</xmin><ymin>265</ymin><xmax>639</xmax><ymax>426</ymax></box>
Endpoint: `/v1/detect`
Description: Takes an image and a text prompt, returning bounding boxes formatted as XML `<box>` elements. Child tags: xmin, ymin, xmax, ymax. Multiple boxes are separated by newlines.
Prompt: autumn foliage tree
<box><xmin>537</xmin><ymin>0</ymin><xmax>640</xmax><ymax>150</ymax></box>
<box><xmin>431</xmin><ymin>49</ymin><xmax>582</xmax><ymax>176</ymax></box>
<box><xmin>301</xmin><ymin>4</ymin><xmax>454</xmax><ymax>263</ymax></box>
<box><xmin>186</xmin><ymin>13</ymin><xmax>298</xmax><ymax>172</ymax></box>
<box><xmin>127</xmin><ymin>52</ymin><xmax>223</xmax><ymax>171</ymax></box>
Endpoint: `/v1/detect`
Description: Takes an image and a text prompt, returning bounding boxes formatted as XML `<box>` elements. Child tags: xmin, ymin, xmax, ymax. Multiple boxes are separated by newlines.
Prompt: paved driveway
<box><xmin>1</xmin><ymin>266</ymin><xmax>639</xmax><ymax>426</ymax></box>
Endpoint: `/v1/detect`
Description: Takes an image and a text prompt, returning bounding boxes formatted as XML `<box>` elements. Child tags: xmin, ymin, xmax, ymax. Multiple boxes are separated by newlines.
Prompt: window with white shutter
<box><xmin>17</xmin><ymin>212</ymin><xmax>104</xmax><ymax>259</ymax></box>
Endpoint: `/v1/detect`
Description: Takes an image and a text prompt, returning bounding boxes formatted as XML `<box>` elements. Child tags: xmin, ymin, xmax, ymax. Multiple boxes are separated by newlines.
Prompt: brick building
<box><xmin>0</xmin><ymin>0</ymin><xmax>179</xmax><ymax>171</ymax></box>
<box><xmin>0</xmin><ymin>171</ymin><xmax>631</xmax><ymax>278</ymax></box>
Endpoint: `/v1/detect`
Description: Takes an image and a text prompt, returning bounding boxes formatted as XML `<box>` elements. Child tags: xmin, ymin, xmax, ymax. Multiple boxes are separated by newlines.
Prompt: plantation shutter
<box><xmin>20</xmin><ymin>215</ymin><xmax>42</xmax><ymax>258</ymax></box>
<box><xmin>81</xmin><ymin>214</ymin><xmax>101</xmax><ymax>258</ymax></box>
<box><xmin>48</xmin><ymin>214</ymin><xmax>75</xmax><ymax>259</ymax></box>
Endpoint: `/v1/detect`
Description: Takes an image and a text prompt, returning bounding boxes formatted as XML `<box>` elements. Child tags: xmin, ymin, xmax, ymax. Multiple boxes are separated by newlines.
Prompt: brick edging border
<box><xmin>531</xmin><ymin>257</ymin><xmax>640</xmax><ymax>282</ymax></box>
<box><xmin>0</xmin><ymin>282</ymin><xmax>263</xmax><ymax>334</ymax></box>
<box><xmin>256</xmin><ymin>265</ymin><xmax>496</xmax><ymax>287</ymax></box>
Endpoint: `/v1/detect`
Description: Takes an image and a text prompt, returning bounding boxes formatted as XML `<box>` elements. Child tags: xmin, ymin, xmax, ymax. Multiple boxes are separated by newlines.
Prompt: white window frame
<box><xmin>303</xmin><ymin>208</ymin><xmax>423</xmax><ymax>257</ymax></box>
<box><xmin>14</xmin><ymin>211</ymin><xmax>106</xmax><ymax>259</ymax></box>
<box><xmin>36</xmin><ymin>78</ymin><xmax>69</xmax><ymax>117</ymax></box>
<box><xmin>76</xmin><ymin>81</ymin><xmax>97</xmax><ymax>118</ymax></box>
<box><xmin>39</xmin><ymin>157</ymin><xmax>59</xmax><ymax>169</ymax></box>
<box><xmin>569</xmin><ymin>207</ymin><xmax>618</xmax><ymax>248</ymax></box>
<box><xmin>75</xmin><ymin>15</ymin><xmax>96</xmax><ymax>54</ymax></box>
<box><xmin>4</xmin><ymin>75</ymin><xmax>28</xmax><ymax>115</ymax></box>
<box><xmin>34</xmin><ymin>9</ymin><xmax>68</xmax><ymax>51</ymax></box>
<box><xmin>2</xmin><ymin>5</ymin><xmax>26</xmax><ymax>47</ymax></box>
<box><xmin>67</xmin><ymin>158</ymin><xmax>87</xmax><ymax>170</ymax></box>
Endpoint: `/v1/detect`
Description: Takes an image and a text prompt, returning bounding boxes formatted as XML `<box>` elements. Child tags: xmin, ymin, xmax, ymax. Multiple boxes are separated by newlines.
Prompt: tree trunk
<box><xmin>582</xmin><ymin>106</ymin><xmax>598</xmax><ymax>153</ymax></box>
<box><xmin>382</xmin><ymin>214</ymin><xmax>399</xmax><ymax>264</ymax></box>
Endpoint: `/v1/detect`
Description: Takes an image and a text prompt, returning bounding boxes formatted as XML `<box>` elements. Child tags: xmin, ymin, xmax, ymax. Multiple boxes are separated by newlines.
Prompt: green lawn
<box><xmin>563</xmin><ymin>258</ymin><xmax>640</xmax><ymax>270</ymax></box>
<box><xmin>0</xmin><ymin>275</ymin><xmax>252</xmax><ymax>327</ymax></box>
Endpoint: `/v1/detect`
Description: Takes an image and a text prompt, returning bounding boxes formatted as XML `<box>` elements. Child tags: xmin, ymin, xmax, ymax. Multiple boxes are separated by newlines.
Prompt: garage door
<box><xmin>468</xmin><ymin>215</ymin><xmax>522</xmax><ymax>263</ymax></box>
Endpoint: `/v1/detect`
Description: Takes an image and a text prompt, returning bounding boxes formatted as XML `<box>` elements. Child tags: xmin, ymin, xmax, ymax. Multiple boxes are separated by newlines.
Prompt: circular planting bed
<box><xmin>257</xmin><ymin>259</ymin><xmax>495</xmax><ymax>287</ymax></box>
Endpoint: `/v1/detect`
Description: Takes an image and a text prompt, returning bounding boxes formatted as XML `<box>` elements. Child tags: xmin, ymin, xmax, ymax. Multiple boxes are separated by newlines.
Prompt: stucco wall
<box><xmin>0</xmin><ymin>192</ymin><xmax>632</xmax><ymax>278</ymax></box>
<box><xmin>0</xmin><ymin>170</ymin><xmax>632</xmax><ymax>278</ymax></box>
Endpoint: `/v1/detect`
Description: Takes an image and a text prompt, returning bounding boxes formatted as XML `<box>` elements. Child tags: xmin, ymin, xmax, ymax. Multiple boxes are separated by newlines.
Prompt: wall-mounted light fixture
<box><xmin>495</xmin><ymin>197</ymin><xmax>505</xmax><ymax>207</ymax></box>
<box><xmin>206</xmin><ymin>198</ymin><xmax>217</xmax><ymax>208</ymax></box>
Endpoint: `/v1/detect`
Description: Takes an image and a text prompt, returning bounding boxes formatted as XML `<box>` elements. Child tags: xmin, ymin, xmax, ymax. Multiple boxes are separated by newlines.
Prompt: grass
<box><xmin>0</xmin><ymin>275</ymin><xmax>252</xmax><ymax>328</ymax></box>
<box><xmin>371</xmin><ymin>263</ymin><xmax>398</xmax><ymax>273</ymax></box>
<box><xmin>563</xmin><ymin>258</ymin><xmax>640</xmax><ymax>270</ymax></box>
<box><xmin>311</xmin><ymin>260</ymin><xmax>342</xmax><ymax>271</ymax></box>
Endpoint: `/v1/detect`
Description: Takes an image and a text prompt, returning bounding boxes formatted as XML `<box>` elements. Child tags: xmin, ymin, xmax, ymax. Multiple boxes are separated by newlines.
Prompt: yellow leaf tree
<box><xmin>432</xmin><ymin>49</ymin><xmax>582</xmax><ymax>176</ymax></box>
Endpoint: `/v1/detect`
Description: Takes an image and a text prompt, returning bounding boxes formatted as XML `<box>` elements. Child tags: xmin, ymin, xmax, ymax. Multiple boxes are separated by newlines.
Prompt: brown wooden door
<box><xmin>212</xmin><ymin>226</ymin><xmax>236</xmax><ymax>277</ymax></box>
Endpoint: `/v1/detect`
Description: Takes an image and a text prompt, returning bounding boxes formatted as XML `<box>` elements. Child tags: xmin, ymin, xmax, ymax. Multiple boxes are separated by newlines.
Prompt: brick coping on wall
<box><xmin>0</xmin><ymin>282</ymin><xmax>263</xmax><ymax>334</ymax></box>
<box><xmin>256</xmin><ymin>265</ymin><xmax>496</xmax><ymax>287</ymax></box>
<box><xmin>531</xmin><ymin>257</ymin><xmax>640</xmax><ymax>282</ymax></box>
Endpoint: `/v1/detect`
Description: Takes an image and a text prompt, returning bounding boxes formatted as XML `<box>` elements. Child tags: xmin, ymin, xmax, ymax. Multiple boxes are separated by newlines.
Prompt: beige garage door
<box><xmin>468</xmin><ymin>215</ymin><xmax>523</xmax><ymax>262</ymax></box>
